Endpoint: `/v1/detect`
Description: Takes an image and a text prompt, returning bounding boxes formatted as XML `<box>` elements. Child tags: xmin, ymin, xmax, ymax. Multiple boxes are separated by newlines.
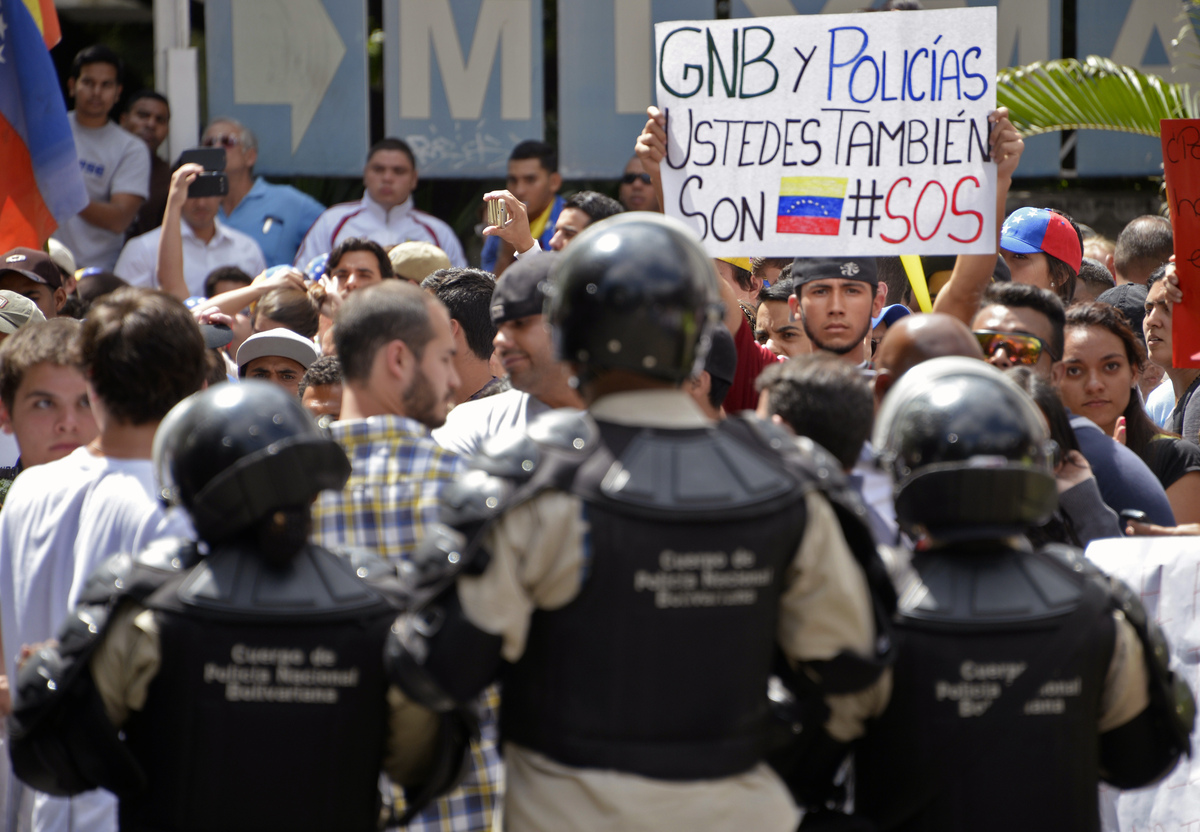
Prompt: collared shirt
<box><xmin>312</xmin><ymin>415</ymin><xmax>466</xmax><ymax>563</ymax></box>
<box><xmin>114</xmin><ymin>218</ymin><xmax>267</xmax><ymax>298</ymax></box>
<box><xmin>481</xmin><ymin>194</ymin><xmax>564</xmax><ymax>273</ymax></box>
<box><xmin>294</xmin><ymin>194</ymin><xmax>467</xmax><ymax>270</ymax></box>
<box><xmin>310</xmin><ymin>415</ymin><xmax>500</xmax><ymax>832</ymax></box>
<box><xmin>219</xmin><ymin>177</ymin><xmax>326</xmax><ymax>267</ymax></box>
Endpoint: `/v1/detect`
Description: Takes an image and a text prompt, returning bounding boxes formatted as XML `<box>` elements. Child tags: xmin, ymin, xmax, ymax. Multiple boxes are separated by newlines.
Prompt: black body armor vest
<box><xmin>117</xmin><ymin>543</ymin><xmax>400</xmax><ymax>832</ymax></box>
<box><xmin>854</xmin><ymin>543</ymin><xmax>1117</xmax><ymax>832</ymax></box>
<box><xmin>500</xmin><ymin>417</ymin><xmax>822</xmax><ymax>780</ymax></box>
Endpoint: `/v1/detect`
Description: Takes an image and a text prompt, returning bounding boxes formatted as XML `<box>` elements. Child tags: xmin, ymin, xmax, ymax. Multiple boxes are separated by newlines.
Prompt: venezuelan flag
<box><xmin>22</xmin><ymin>0</ymin><xmax>60</xmax><ymax>48</ymax></box>
<box><xmin>0</xmin><ymin>0</ymin><xmax>86</xmax><ymax>251</ymax></box>
<box><xmin>777</xmin><ymin>177</ymin><xmax>847</xmax><ymax>236</ymax></box>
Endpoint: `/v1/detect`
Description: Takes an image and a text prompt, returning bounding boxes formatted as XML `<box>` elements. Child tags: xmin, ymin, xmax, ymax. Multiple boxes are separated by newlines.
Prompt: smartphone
<box><xmin>1119</xmin><ymin>509</ymin><xmax>1147</xmax><ymax>525</ymax></box>
<box><xmin>179</xmin><ymin>148</ymin><xmax>229</xmax><ymax>198</ymax></box>
<box><xmin>487</xmin><ymin>199</ymin><xmax>508</xmax><ymax>228</ymax></box>
<box><xmin>178</xmin><ymin>147</ymin><xmax>226</xmax><ymax>171</ymax></box>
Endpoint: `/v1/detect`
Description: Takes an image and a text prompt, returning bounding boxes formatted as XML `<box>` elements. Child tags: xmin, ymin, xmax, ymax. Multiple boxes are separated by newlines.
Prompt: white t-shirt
<box><xmin>432</xmin><ymin>389</ymin><xmax>550</xmax><ymax>459</ymax></box>
<box><xmin>0</xmin><ymin>447</ymin><xmax>191</xmax><ymax>832</ymax></box>
<box><xmin>114</xmin><ymin>219</ymin><xmax>267</xmax><ymax>298</ymax></box>
<box><xmin>52</xmin><ymin>114</ymin><xmax>150</xmax><ymax>272</ymax></box>
<box><xmin>1147</xmin><ymin>376</ymin><xmax>1176</xmax><ymax>429</ymax></box>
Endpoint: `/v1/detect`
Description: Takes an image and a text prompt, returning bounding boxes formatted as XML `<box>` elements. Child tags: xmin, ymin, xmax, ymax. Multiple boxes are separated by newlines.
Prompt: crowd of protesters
<box><xmin>0</xmin><ymin>21</ymin><xmax>1197</xmax><ymax>832</ymax></box>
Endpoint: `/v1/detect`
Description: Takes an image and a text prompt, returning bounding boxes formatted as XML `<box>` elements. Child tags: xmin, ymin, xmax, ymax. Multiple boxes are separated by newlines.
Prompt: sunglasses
<box><xmin>621</xmin><ymin>172</ymin><xmax>652</xmax><ymax>185</ymax></box>
<box><xmin>973</xmin><ymin>330</ymin><xmax>1058</xmax><ymax>366</ymax></box>
<box><xmin>202</xmin><ymin>134</ymin><xmax>241</xmax><ymax>149</ymax></box>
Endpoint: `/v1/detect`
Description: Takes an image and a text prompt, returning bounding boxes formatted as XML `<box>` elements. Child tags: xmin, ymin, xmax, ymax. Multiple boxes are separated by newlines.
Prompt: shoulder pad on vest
<box><xmin>399</xmin><ymin>524</ymin><xmax>474</xmax><ymax>591</ymax></box>
<box><xmin>598</xmin><ymin>426</ymin><xmax>797</xmax><ymax>519</ymax></box>
<box><xmin>74</xmin><ymin>538</ymin><xmax>195</xmax><ymax>609</ymax></box>
<box><xmin>527</xmin><ymin>408</ymin><xmax>598</xmax><ymax>455</ymax></box>
<box><xmin>901</xmin><ymin>545</ymin><xmax>1086</xmax><ymax>625</ymax></box>
<box><xmin>334</xmin><ymin>546</ymin><xmax>400</xmax><ymax>581</ymax></box>
<box><xmin>440</xmin><ymin>468</ymin><xmax>513</xmax><ymax>529</ymax></box>
<box><xmin>170</xmin><ymin>543</ymin><xmax>394</xmax><ymax>618</ymax></box>
<box><xmin>473</xmin><ymin>430</ymin><xmax>542</xmax><ymax>481</ymax></box>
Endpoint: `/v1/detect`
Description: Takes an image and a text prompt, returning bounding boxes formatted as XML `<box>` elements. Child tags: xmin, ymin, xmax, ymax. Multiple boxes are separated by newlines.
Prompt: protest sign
<box><xmin>1160</xmin><ymin>119</ymin><xmax>1200</xmax><ymax>368</ymax></box>
<box><xmin>654</xmin><ymin>8</ymin><xmax>997</xmax><ymax>258</ymax></box>
<box><xmin>1086</xmin><ymin>537</ymin><xmax>1200</xmax><ymax>832</ymax></box>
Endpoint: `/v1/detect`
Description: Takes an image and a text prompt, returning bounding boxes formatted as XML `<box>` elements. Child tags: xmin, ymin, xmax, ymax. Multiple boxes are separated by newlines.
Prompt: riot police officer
<box><xmin>854</xmin><ymin>357</ymin><xmax>1194</xmax><ymax>832</ymax></box>
<box><xmin>388</xmin><ymin>214</ymin><xmax>894</xmax><ymax>831</ymax></box>
<box><xmin>8</xmin><ymin>381</ymin><xmax>470</xmax><ymax>831</ymax></box>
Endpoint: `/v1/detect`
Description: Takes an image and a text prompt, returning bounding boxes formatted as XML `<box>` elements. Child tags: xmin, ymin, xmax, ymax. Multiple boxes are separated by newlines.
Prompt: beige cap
<box><xmin>388</xmin><ymin>241</ymin><xmax>451</xmax><ymax>284</ymax></box>
<box><xmin>46</xmin><ymin>238</ymin><xmax>76</xmax><ymax>279</ymax></box>
<box><xmin>0</xmin><ymin>290</ymin><xmax>47</xmax><ymax>334</ymax></box>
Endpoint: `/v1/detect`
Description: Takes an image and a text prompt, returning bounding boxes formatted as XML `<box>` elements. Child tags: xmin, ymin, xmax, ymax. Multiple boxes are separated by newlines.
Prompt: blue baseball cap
<box><xmin>1000</xmin><ymin>207</ymin><xmax>1082</xmax><ymax>273</ymax></box>
<box><xmin>871</xmin><ymin>304</ymin><xmax>912</xmax><ymax>330</ymax></box>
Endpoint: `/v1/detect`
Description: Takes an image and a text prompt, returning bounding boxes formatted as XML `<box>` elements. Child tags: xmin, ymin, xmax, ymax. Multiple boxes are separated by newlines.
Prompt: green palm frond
<box><xmin>997</xmin><ymin>56</ymin><xmax>1200</xmax><ymax>138</ymax></box>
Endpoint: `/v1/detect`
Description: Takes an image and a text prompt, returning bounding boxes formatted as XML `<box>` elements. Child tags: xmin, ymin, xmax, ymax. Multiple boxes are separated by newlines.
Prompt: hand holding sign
<box><xmin>654</xmin><ymin>8</ymin><xmax>997</xmax><ymax>258</ymax></box>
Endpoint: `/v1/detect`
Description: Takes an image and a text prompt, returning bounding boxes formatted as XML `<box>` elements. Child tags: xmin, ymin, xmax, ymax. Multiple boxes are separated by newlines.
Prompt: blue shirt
<box><xmin>218</xmin><ymin>177</ymin><xmax>325</xmax><ymax>267</ymax></box>
<box><xmin>480</xmin><ymin>194</ymin><xmax>564</xmax><ymax>272</ymax></box>
<box><xmin>1070</xmin><ymin>414</ymin><xmax>1176</xmax><ymax>527</ymax></box>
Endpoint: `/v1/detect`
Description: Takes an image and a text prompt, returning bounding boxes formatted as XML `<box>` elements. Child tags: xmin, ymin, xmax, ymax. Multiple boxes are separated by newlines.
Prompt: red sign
<box><xmin>1161</xmin><ymin>119</ymin><xmax>1200</xmax><ymax>368</ymax></box>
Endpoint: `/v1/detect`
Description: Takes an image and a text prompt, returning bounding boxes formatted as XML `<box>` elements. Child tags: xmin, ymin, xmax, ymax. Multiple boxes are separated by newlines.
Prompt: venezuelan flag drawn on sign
<box><xmin>0</xmin><ymin>0</ymin><xmax>85</xmax><ymax>251</ymax></box>
<box><xmin>777</xmin><ymin>177</ymin><xmax>848</xmax><ymax>236</ymax></box>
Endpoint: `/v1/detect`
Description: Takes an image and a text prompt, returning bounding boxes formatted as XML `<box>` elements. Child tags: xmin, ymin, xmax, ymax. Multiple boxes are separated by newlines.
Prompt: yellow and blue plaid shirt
<box><xmin>312</xmin><ymin>415</ymin><xmax>501</xmax><ymax>832</ymax></box>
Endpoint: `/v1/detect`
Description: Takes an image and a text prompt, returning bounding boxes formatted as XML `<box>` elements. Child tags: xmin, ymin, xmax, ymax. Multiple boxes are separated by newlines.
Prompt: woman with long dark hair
<box><xmin>1058</xmin><ymin>302</ymin><xmax>1200</xmax><ymax>524</ymax></box>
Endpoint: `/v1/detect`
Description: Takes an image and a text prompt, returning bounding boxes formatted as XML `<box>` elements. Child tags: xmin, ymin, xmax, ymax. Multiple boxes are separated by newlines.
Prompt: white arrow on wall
<box><xmin>231</xmin><ymin>0</ymin><xmax>346</xmax><ymax>153</ymax></box>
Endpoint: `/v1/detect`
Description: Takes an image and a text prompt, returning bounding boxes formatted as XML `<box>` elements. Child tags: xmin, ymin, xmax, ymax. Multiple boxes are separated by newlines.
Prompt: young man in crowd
<box><xmin>311</xmin><ymin>282</ymin><xmax>499</xmax><ymax>832</ymax></box>
<box><xmin>0</xmin><ymin>318</ymin><xmax>97</xmax><ymax>501</ymax></box>
<box><xmin>0</xmin><ymin>288</ymin><xmax>205</xmax><ymax>832</ymax></box>
<box><xmin>0</xmin><ymin>248</ymin><xmax>68</xmax><ymax>321</ymax></box>
<box><xmin>53</xmin><ymin>46</ymin><xmax>150</xmax><ymax>271</ymax></box>
<box><xmin>433</xmin><ymin>254</ymin><xmax>584</xmax><ymax>457</ymax></box>
<box><xmin>481</xmin><ymin>140</ymin><xmax>563</xmax><ymax>275</ymax></box>
<box><xmin>236</xmin><ymin>328</ymin><xmax>321</xmax><ymax>398</ymax></box>
<box><xmin>1145</xmin><ymin>265</ymin><xmax>1200</xmax><ymax>444</ymax></box>
<box><xmin>421</xmin><ymin>268</ymin><xmax>504</xmax><ymax>403</ymax></box>
<box><xmin>119</xmin><ymin>90</ymin><xmax>171</xmax><ymax>238</ymax></box>
<box><xmin>755</xmin><ymin>279</ymin><xmax>808</xmax><ymax>359</ymax></box>
<box><xmin>547</xmin><ymin>191</ymin><xmax>623</xmax><ymax>251</ymax></box>
<box><xmin>114</xmin><ymin>158</ymin><xmax>266</xmax><ymax>298</ymax></box>
<box><xmin>617</xmin><ymin>155</ymin><xmax>658</xmax><ymax>212</ymax></box>
<box><xmin>298</xmin><ymin>355</ymin><xmax>343</xmax><ymax>423</ymax></box>
<box><xmin>323</xmin><ymin>238</ymin><xmax>395</xmax><ymax>301</ymax></box>
<box><xmin>790</xmin><ymin>256</ymin><xmax>887</xmax><ymax>368</ymax></box>
<box><xmin>1113</xmin><ymin>215</ymin><xmax>1173</xmax><ymax>286</ymax></box>
<box><xmin>296</xmin><ymin>139</ymin><xmax>465</xmax><ymax>268</ymax></box>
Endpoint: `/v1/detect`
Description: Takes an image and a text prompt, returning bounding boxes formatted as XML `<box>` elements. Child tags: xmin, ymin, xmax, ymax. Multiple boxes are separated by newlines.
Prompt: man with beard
<box><xmin>433</xmin><ymin>254</ymin><xmax>584</xmax><ymax>457</ymax></box>
<box><xmin>790</xmin><ymin>256</ymin><xmax>887</xmax><ymax>368</ymax></box>
<box><xmin>311</xmin><ymin>281</ymin><xmax>498</xmax><ymax>832</ymax></box>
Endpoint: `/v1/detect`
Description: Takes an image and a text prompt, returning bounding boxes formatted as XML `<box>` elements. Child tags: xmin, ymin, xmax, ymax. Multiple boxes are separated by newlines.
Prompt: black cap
<box><xmin>702</xmin><ymin>326</ymin><xmax>737</xmax><ymax>386</ymax></box>
<box><xmin>1097</xmin><ymin>282</ymin><xmax>1149</xmax><ymax>342</ymax></box>
<box><xmin>0</xmin><ymin>248</ymin><xmax>63</xmax><ymax>290</ymax></box>
<box><xmin>791</xmin><ymin>256</ymin><xmax>878</xmax><ymax>288</ymax></box>
<box><xmin>200</xmin><ymin>322</ymin><xmax>234</xmax><ymax>350</ymax></box>
<box><xmin>490</xmin><ymin>253</ymin><xmax>560</xmax><ymax>324</ymax></box>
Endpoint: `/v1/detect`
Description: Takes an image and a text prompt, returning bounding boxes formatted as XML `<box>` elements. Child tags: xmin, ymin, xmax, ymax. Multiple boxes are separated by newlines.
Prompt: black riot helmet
<box><xmin>547</xmin><ymin>213</ymin><xmax>721</xmax><ymax>383</ymax></box>
<box><xmin>154</xmin><ymin>381</ymin><xmax>350</xmax><ymax>545</ymax></box>
<box><xmin>873</xmin><ymin>357</ymin><xmax>1058</xmax><ymax>541</ymax></box>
